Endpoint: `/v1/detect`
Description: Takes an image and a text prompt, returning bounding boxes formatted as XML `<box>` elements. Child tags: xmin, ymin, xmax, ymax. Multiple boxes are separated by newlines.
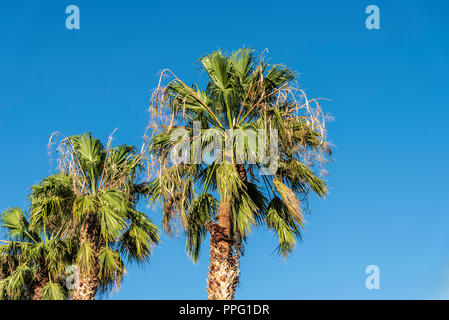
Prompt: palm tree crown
<box><xmin>0</xmin><ymin>174</ymin><xmax>75</xmax><ymax>300</ymax></box>
<box><xmin>146</xmin><ymin>47</ymin><xmax>331</xmax><ymax>299</ymax></box>
<box><xmin>49</xmin><ymin>132</ymin><xmax>160</xmax><ymax>299</ymax></box>
<box><xmin>1</xmin><ymin>133</ymin><xmax>160</xmax><ymax>300</ymax></box>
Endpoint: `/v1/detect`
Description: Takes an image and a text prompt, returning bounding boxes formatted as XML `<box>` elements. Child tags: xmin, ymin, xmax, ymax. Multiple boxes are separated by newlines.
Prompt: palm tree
<box><xmin>48</xmin><ymin>132</ymin><xmax>160</xmax><ymax>300</ymax></box>
<box><xmin>0</xmin><ymin>206</ymin><xmax>73</xmax><ymax>300</ymax></box>
<box><xmin>146</xmin><ymin>48</ymin><xmax>331</xmax><ymax>299</ymax></box>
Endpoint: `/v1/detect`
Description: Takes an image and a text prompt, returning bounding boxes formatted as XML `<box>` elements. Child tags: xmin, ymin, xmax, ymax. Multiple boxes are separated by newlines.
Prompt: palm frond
<box><xmin>265</xmin><ymin>197</ymin><xmax>302</xmax><ymax>258</ymax></box>
<box><xmin>185</xmin><ymin>194</ymin><xmax>218</xmax><ymax>262</ymax></box>
<box><xmin>41</xmin><ymin>281</ymin><xmax>66</xmax><ymax>300</ymax></box>
<box><xmin>1</xmin><ymin>208</ymin><xmax>30</xmax><ymax>241</ymax></box>
<box><xmin>120</xmin><ymin>210</ymin><xmax>159</xmax><ymax>263</ymax></box>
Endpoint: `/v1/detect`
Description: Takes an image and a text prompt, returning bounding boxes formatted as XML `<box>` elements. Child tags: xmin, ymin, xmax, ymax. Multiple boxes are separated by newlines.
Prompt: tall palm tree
<box><xmin>146</xmin><ymin>48</ymin><xmax>331</xmax><ymax>299</ymax></box>
<box><xmin>1</xmin><ymin>173</ymin><xmax>77</xmax><ymax>300</ymax></box>
<box><xmin>49</xmin><ymin>132</ymin><xmax>160</xmax><ymax>300</ymax></box>
<box><xmin>0</xmin><ymin>206</ymin><xmax>73</xmax><ymax>300</ymax></box>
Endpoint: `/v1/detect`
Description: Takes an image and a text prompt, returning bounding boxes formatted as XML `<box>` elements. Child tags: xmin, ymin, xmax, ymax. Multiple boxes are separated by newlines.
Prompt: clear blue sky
<box><xmin>1</xmin><ymin>0</ymin><xmax>448</xmax><ymax>299</ymax></box>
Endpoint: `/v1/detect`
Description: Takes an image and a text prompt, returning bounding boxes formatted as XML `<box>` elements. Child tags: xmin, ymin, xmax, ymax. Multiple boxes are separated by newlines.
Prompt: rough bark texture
<box><xmin>70</xmin><ymin>270</ymin><xmax>98</xmax><ymax>300</ymax></box>
<box><xmin>206</xmin><ymin>163</ymin><xmax>247</xmax><ymax>300</ymax></box>
<box><xmin>70</xmin><ymin>219</ymin><xmax>101</xmax><ymax>300</ymax></box>
<box><xmin>29</xmin><ymin>273</ymin><xmax>48</xmax><ymax>300</ymax></box>
<box><xmin>206</xmin><ymin>202</ymin><xmax>239</xmax><ymax>300</ymax></box>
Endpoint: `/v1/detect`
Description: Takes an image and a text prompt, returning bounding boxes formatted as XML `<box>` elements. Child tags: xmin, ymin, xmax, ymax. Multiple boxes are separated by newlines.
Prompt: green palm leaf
<box><xmin>41</xmin><ymin>282</ymin><xmax>66</xmax><ymax>300</ymax></box>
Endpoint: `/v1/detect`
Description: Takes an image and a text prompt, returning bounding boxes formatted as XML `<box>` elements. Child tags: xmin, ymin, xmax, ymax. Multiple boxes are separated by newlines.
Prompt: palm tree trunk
<box><xmin>30</xmin><ymin>273</ymin><xmax>48</xmax><ymax>300</ymax></box>
<box><xmin>70</xmin><ymin>271</ymin><xmax>98</xmax><ymax>300</ymax></box>
<box><xmin>206</xmin><ymin>200</ymin><xmax>239</xmax><ymax>300</ymax></box>
<box><xmin>70</xmin><ymin>221</ymin><xmax>100</xmax><ymax>300</ymax></box>
<box><xmin>206</xmin><ymin>164</ymin><xmax>247</xmax><ymax>300</ymax></box>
